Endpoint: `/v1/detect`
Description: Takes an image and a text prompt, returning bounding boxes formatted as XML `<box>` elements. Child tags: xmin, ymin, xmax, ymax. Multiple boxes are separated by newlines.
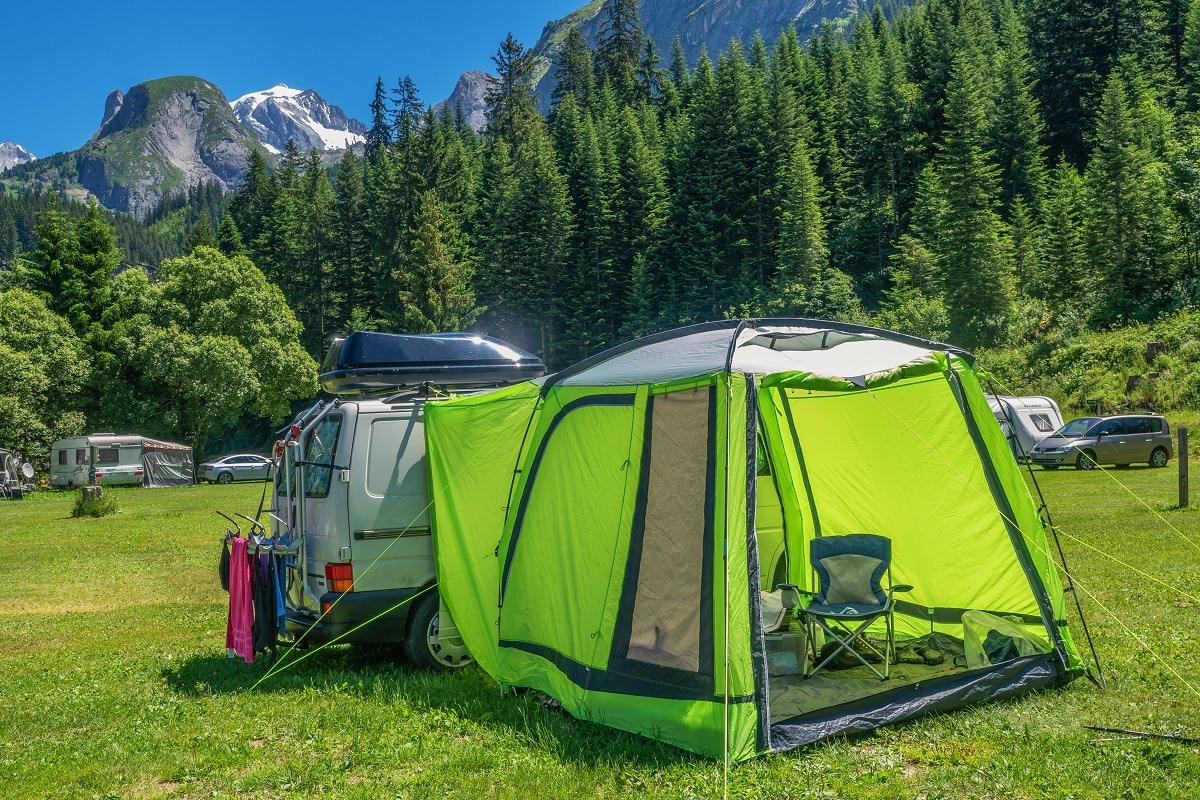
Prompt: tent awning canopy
<box><xmin>550</xmin><ymin>319</ymin><xmax>970</xmax><ymax>389</ymax></box>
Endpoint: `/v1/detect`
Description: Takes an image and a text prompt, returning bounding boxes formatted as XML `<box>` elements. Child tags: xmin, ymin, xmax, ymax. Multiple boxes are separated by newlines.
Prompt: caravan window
<box><xmin>97</xmin><ymin>448</ymin><xmax>119</xmax><ymax>464</ymax></box>
<box><xmin>1030</xmin><ymin>413</ymin><xmax>1055</xmax><ymax>432</ymax></box>
<box><xmin>58</xmin><ymin>450</ymin><xmax>67</xmax><ymax>466</ymax></box>
<box><xmin>76</xmin><ymin>449</ymin><xmax>87</xmax><ymax>465</ymax></box>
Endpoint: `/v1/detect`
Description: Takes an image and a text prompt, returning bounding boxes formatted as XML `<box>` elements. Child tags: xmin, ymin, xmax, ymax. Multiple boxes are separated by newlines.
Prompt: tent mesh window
<box><xmin>627</xmin><ymin>388</ymin><xmax>711</xmax><ymax>672</ymax></box>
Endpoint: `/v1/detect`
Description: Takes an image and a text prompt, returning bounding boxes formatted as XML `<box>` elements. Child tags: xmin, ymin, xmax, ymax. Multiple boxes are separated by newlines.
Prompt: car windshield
<box><xmin>1054</xmin><ymin>417</ymin><xmax>1101</xmax><ymax>438</ymax></box>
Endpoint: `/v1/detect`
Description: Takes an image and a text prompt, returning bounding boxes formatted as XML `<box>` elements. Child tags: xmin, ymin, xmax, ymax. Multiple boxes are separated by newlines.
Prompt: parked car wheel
<box><xmin>1149</xmin><ymin>447</ymin><xmax>1170</xmax><ymax>468</ymax></box>
<box><xmin>1076</xmin><ymin>451</ymin><xmax>1097</xmax><ymax>470</ymax></box>
<box><xmin>404</xmin><ymin>591</ymin><xmax>472</xmax><ymax>671</ymax></box>
<box><xmin>216</xmin><ymin>472</ymin><xmax>233</xmax><ymax>485</ymax></box>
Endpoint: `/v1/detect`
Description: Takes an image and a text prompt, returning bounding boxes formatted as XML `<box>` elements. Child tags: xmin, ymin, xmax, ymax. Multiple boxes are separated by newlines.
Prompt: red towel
<box><xmin>226</xmin><ymin>536</ymin><xmax>255</xmax><ymax>663</ymax></box>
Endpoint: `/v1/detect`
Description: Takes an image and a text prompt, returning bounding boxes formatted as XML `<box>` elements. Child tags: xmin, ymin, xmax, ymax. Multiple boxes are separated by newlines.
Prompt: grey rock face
<box><xmin>101</xmin><ymin>90</ymin><xmax>125</xmax><ymax>129</ymax></box>
<box><xmin>433</xmin><ymin>70</ymin><xmax>492</xmax><ymax>132</ymax></box>
<box><xmin>79</xmin><ymin>77</ymin><xmax>261</xmax><ymax>217</ymax></box>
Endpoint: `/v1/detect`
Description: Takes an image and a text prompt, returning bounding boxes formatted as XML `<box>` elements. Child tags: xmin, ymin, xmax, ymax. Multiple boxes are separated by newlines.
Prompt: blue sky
<box><xmin>1</xmin><ymin>1</ymin><xmax>583</xmax><ymax>157</ymax></box>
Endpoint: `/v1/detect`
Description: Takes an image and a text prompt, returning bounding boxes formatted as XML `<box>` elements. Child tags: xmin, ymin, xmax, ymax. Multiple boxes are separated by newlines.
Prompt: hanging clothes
<box><xmin>272</xmin><ymin>555</ymin><xmax>287</xmax><ymax>638</ymax></box>
<box><xmin>251</xmin><ymin>550</ymin><xmax>277</xmax><ymax>657</ymax></box>
<box><xmin>226</xmin><ymin>536</ymin><xmax>254</xmax><ymax>663</ymax></box>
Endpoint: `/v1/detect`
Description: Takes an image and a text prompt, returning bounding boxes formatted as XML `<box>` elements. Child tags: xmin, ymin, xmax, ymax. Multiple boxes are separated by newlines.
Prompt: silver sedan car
<box><xmin>202</xmin><ymin>454</ymin><xmax>274</xmax><ymax>484</ymax></box>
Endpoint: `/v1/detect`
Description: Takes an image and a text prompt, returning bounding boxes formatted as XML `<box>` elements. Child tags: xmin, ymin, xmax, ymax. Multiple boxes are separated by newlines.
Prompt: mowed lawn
<box><xmin>1</xmin><ymin>461</ymin><xmax>1198</xmax><ymax>799</ymax></box>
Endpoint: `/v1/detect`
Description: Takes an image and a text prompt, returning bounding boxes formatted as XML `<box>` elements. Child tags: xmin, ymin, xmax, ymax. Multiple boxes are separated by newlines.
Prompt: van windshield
<box><xmin>1054</xmin><ymin>417</ymin><xmax>1100</xmax><ymax>438</ymax></box>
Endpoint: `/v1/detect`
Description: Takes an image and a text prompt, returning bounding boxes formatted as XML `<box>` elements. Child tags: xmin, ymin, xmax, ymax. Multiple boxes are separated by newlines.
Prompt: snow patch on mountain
<box><xmin>0</xmin><ymin>141</ymin><xmax>36</xmax><ymax>171</ymax></box>
<box><xmin>231</xmin><ymin>84</ymin><xmax>367</xmax><ymax>154</ymax></box>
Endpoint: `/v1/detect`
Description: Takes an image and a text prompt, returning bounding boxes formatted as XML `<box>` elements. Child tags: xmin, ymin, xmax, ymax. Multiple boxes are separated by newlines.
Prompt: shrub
<box><xmin>71</xmin><ymin>488</ymin><xmax>119</xmax><ymax>518</ymax></box>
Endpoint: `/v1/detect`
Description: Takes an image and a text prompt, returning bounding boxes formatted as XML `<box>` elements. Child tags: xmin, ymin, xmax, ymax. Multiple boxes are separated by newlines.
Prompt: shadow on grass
<box><xmin>163</xmin><ymin>645</ymin><xmax>700</xmax><ymax>767</ymax></box>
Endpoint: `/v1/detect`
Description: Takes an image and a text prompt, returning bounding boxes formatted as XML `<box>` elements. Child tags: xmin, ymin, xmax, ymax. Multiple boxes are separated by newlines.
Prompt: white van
<box><xmin>274</xmin><ymin>332</ymin><xmax>546</xmax><ymax>670</ymax></box>
<box><xmin>987</xmin><ymin>396</ymin><xmax>1064</xmax><ymax>461</ymax></box>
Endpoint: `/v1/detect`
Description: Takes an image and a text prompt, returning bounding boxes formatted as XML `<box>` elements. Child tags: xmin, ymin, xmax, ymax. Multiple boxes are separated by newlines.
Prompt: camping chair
<box><xmin>799</xmin><ymin>534</ymin><xmax>912</xmax><ymax>681</ymax></box>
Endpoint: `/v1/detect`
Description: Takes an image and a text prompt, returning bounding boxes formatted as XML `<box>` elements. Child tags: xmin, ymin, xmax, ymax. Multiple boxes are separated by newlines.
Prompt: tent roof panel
<box><xmin>554</xmin><ymin>322</ymin><xmax>958</xmax><ymax>387</ymax></box>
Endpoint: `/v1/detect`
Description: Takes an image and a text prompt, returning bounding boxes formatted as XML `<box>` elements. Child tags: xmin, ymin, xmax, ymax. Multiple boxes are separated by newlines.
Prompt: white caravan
<box><xmin>49</xmin><ymin>433</ymin><xmax>194</xmax><ymax>487</ymax></box>
<box><xmin>987</xmin><ymin>395</ymin><xmax>1064</xmax><ymax>461</ymax></box>
<box><xmin>273</xmin><ymin>332</ymin><xmax>546</xmax><ymax>669</ymax></box>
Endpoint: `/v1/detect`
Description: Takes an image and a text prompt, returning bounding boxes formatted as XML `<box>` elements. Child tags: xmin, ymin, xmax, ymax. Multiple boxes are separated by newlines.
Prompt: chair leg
<box><xmin>806</xmin><ymin>617</ymin><xmax>888</xmax><ymax>680</ymax></box>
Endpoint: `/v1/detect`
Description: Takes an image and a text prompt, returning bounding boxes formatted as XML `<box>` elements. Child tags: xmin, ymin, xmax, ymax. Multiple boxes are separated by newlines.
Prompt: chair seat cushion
<box><xmin>807</xmin><ymin>601</ymin><xmax>886</xmax><ymax>618</ymax></box>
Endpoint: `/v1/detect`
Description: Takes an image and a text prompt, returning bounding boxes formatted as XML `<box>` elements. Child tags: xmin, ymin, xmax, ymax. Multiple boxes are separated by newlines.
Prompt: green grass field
<box><xmin>1</xmin><ymin>465</ymin><xmax>1198</xmax><ymax>799</ymax></box>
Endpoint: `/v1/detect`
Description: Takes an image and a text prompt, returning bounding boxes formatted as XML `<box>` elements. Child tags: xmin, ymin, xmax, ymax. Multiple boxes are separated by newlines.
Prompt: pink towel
<box><xmin>226</xmin><ymin>536</ymin><xmax>255</xmax><ymax>663</ymax></box>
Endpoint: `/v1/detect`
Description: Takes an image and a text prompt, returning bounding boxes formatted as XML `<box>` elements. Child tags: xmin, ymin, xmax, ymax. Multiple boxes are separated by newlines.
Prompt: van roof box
<box><xmin>320</xmin><ymin>332</ymin><xmax>546</xmax><ymax>394</ymax></box>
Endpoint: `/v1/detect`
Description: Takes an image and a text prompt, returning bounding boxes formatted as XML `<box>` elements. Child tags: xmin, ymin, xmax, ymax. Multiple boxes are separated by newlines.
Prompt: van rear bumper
<box><xmin>284</xmin><ymin>586</ymin><xmax>427</xmax><ymax>646</ymax></box>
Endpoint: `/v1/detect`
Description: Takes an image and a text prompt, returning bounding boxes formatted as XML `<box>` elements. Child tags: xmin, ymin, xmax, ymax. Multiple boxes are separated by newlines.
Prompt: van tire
<box><xmin>404</xmin><ymin>590</ymin><xmax>472</xmax><ymax>671</ymax></box>
<box><xmin>1149</xmin><ymin>447</ymin><xmax>1170</xmax><ymax>468</ymax></box>
<box><xmin>1075</xmin><ymin>451</ymin><xmax>1097</xmax><ymax>470</ymax></box>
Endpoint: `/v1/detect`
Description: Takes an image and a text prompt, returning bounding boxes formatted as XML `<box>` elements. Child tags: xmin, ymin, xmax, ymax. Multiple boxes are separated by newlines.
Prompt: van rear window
<box><xmin>303</xmin><ymin>414</ymin><xmax>343</xmax><ymax>498</ymax></box>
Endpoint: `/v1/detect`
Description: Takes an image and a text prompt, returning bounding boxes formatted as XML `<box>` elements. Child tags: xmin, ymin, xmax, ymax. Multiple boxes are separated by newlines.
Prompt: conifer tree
<box><xmin>1084</xmin><ymin>71</ymin><xmax>1177</xmax><ymax>323</ymax></box>
<box><xmin>485</xmin><ymin>34</ymin><xmax>539</xmax><ymax>145</ymax></box>
<box><xmin>992</xmin><ymin>3</ymin><xmax>1049</xmax><ymax>214</ymax></box>
<box><xmin>594</xmin><ymin>0</ymin><xmax>645</xmax><ymax>98</ymax></box>
<box><xmin>551</xmin><ymin>28</ymin><xmax>595</xmax><ymax>109</ymax></box>
<box><xmin>928</xmin><ymin>54</ymin><xmax>1014</xmax><ymax>348</ymax></box>
<box><xmin>366</xmin><ymin>76</ymin><xmax>392</xmax><ymax>158</ymax></box>
<box><xmin>1034</xmin><ymin>158</ymin><xmax>1085</xmax><ymax>304</ymax></box>
<box><xmin>332</xmin><ymin>149</ymin><xmax>373</xmax><ymax>330</ymax></box>
<box><xmin>1184</xmin><ymin>0</ymin><xmax>1200</xmax><ymax>109</ymax></box>
<box><xmin>184</xmin><ymin>216</ymin><xmax>218</xmax><ymax>253</ymax></box>
<box><xmin>774</xmin><ymin>135</ymin><xmax>830</xmax><ymax>312</ymax></box>
<box><xmin>217</xmin><ymin>214</ymin><xmax>245</xmax><ymax>257</ymax></box>
<box><xmin>398</xmin><ymin>191</ymin><xmax>479</xmax><ymax>333</ymax></box>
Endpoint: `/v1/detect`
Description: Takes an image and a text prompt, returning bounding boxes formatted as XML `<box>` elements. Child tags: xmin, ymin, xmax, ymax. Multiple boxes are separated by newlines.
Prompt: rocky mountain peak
<box><xmin>0</xmin><ymin>141</ymin><xmax>37</xmax><ymax>171</ymax></box>
<box><xmin>231</xmin><ymin>83</ymin><xmax>367</xmax><ymax>154</ymax></box>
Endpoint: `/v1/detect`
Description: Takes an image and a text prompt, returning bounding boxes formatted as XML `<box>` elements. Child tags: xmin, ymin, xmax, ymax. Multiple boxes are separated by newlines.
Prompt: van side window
<box><xmin>1030</xmin><ymin>413</ymin><xmax>1055</xmax><ymax>433</ymax></box>
<box><xmin>303</xmin><ymin>414</ymin><xmax>343</xmax><ymax>498</ymax></box>
<box><xmin>98</xmin><ymin>448</ymin><xmax>119</xmax><ymax>464</ymax></box>
<box><xmin>1129</xmin><ymin>417</ymin><xmax>1154</xmax><ymax>434</ymax></box>
<box><xmin>1100</xmin><ymin>419</ymin><xmax>1125</xmax><ymax>435</ymax></box>
<box><xmin>1147</xmin><ymin>418</ymin><xmax>1163</xmax><ymax>433</ymax></box>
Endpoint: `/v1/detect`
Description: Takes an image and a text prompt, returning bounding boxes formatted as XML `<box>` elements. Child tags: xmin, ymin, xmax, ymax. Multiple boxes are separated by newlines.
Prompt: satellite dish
<box><xmin>21</xmin><ymin>463</ymin><xmax>35</xmax><ymax>479</ymax></box>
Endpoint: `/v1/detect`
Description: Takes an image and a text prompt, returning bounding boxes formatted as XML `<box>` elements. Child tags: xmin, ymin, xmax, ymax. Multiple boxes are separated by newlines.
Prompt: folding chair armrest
<box><xmin>888</xmin><ymin>584</ymin><xmax>914</xmax><ymax>600</ymax></box>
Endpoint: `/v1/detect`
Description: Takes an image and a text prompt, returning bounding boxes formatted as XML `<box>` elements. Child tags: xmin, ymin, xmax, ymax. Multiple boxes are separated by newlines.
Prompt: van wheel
<box><xmin>1149</xmin><ymin>448</ymin><xmax>1170</xmax><ymax>468</ymax></box>
<box><xmin>1076</xmin><ymin>451</ymin><xmax>1097</xmax><ymax>470</ymax></box>
<box><xmin>404</xmin><ymin>591</ymin><xmax>472</xmax><ymax>671</ymax></box>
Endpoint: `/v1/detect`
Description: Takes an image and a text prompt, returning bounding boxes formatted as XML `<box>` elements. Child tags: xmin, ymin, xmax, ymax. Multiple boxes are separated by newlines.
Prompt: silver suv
<box><xmin>1030</xmin><ymin>414</ymin><xmax>1173</xmax><ymax>470</ymax></box>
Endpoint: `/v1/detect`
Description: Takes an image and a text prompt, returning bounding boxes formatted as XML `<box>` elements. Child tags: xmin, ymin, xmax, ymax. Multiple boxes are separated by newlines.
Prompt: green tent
<box><xmin>425</xmin><ymin>320</ymin><xmax>1084</xmax><ymax>761</ymax></box>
